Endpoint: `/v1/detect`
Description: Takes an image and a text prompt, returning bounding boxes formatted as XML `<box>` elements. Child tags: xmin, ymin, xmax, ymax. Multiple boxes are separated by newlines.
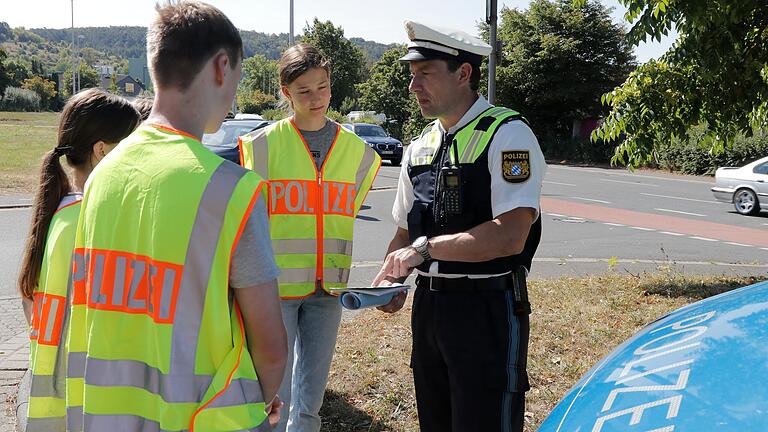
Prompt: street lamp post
<box><xmin>71</xmin><ymin>0</ymin><xmax>76</xmax><ymax>95</ymax></box>
<box><xmin>487</xmin><ymin>0</ymin><xmax>498</xmax><ymax>104</ymax></box>
<box><xmin>288</xmin><ymin>0</ymin><xmax>294</xmax><ymax>45</ymax></box>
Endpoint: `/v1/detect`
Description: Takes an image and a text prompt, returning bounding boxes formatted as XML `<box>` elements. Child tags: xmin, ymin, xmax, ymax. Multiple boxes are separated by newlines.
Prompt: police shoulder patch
<box><xmin>501</xmin><ymin>150</ymin><xmax>531</xmax><ymax>183</ymax></box>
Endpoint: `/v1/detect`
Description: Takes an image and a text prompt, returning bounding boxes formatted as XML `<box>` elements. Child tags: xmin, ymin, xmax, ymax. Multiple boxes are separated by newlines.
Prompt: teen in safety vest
<box><xmin>16</xmin><ymin>88</ymin><xmax>140</xmax><ymax>432</ymax></box>
<box><xmin>239</xmin><ymin>43</ymin><xmax>380</xmax><ymax>432</ymax></box>
<box><xmin>64</xmin><ymin>3</ymin><xmax>288</xmax><ymax>431</ymax></box>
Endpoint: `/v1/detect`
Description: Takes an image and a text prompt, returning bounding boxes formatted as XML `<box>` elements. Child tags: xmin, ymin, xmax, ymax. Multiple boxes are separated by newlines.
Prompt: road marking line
<box><xmin>630</xmin><ymin>226</ymin><xmax>655</xmax><ymax>231</ymax></box>
<box><xmin>690</xmin><ymin>236</ymin><xmax>718</xmax><ymax>242</ymax></box>
<box><xmin>573</xmin><ymin>196</ymin><xmax>611</xmax><ymax>204</ymax></box>
<box><xmin>762</xmin><ymin>248</ymin><xmax>768</xmax><ymax>252</ymax></box>
<box><xmin>544</xmin><ymin>181</ymin><xmax>577</xmax><ymax>186</ymax></box>
<box><xmin>654</xmin><ymin>208</ymin><xmax>706</xmax><ymax>217</ymax></box>
<box><xmin>641</xmin><ymin>192</ymin><xmax>720</xmax><ymax>204</ymax></box>
<box><xmin>534</xmin><ymin>257</ymin><xmax>768</xmax><ymax>267</ymax></box>
<box><xmin>547</xmin><ymin>165</ymin><xmax>714</xmax><ymax>185</ymax></box>
<box><xmin>547</xmin><ymin>213</ymin><xmax>565</xmax><ymax>217</ymax></box>
<box><xmin>601</xmin><ymin>179</ymin><xmax>659</xmax><ymax>187</ymax></box>
<box><xmin>568</xmin><ymin>216</ymin><xmax>585</xmax><ymax>220</ymax></box>
<box><xmin>0</xmin><ymin>207</ymin><xmax>29</xmax><ymax>212</ymax></box>
<box><xmin>659</xmin><ymin>231</ymin><xmax>685</xmax><ymax>236</ymax></box>
<box><xmin>725</xmin><ymin>242</ymin><xmax>751</xmax><ymax>247</ymax></box>
<box><xmin>604</xmin><ymin>222</ymin><xmax>625</xmax><ymax>227</ymax></box>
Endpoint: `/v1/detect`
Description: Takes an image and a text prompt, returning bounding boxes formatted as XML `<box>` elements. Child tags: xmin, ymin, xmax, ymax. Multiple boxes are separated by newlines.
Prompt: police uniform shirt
<box><xmin>391</xmin><ymin>95</ymin><xmax>546</xmax><ymax>278</ymax></box>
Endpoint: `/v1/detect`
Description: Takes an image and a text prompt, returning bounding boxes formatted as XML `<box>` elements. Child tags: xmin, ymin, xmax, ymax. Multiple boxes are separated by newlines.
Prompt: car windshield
<box><xmin>202</xmin><ymin>123</ymin><xmax>262</xmax><ymax>147</ymax></box>
<box><xmin>354</xmin><ymin>125</ymin><xmax>387</xmax><ymax>137</ymax></box>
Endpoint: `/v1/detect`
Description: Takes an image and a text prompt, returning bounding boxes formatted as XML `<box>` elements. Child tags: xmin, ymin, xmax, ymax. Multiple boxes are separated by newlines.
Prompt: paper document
<box><xmin>331</xmin><ymin>284</ymin><xmax>411</xmax><ymax>310</ymax></box>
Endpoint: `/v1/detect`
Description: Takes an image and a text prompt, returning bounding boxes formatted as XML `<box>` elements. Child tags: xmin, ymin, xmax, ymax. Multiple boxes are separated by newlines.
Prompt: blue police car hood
<box><xmin>538</xmin><ymin>279</ymin><xmax>768</xmax><ymax>432</ymax></box>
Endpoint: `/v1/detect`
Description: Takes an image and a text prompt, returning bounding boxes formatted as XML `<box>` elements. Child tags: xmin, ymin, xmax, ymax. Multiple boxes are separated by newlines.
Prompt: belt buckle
<box><xmin>428</xmin><ymin>276</ymin><xmax>438</xmax><ymax>292</ymax></box>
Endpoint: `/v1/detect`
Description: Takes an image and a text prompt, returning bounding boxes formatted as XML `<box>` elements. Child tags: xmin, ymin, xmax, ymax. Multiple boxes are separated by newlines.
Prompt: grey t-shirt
<box><xmin>300</xmin><ymin>119</ymin><xmax>337</xmax><ymax>169</ymax></box>
<box><xmin>229</xmin><ymin>198</ymin><xmax>281</xmax><ymax>288</ymax></box>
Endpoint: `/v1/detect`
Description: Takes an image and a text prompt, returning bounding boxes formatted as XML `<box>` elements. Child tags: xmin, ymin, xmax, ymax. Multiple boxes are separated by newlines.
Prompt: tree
<box><xmin>583</xmin><ymin>0</ymin><xmax>768</xmax><ymax>167</ymax></box>
<box><xmin>302</xmin><ymin>19</ymin><xmax>366</xmax><ymax>110</ymax></box>
<box><xmin>21</xmin><ymin>76</ymin><xmax>56</xmax><ymax>110</ymax></box>
<box><xmin>239</xmin><ymin>55</ymin><xmax>279</xmax><ymax>97</ymax></box>
<box><xmin>494</xmin><ymin>0</ymin><xmax>636</xmax><ymax>140</ymax></box>
<box><xmin>62</xmin><ymin>62</ymin><xmax>99</xmax><ymax>97</ymax></box>
<box><xmin>0</xmin><ymin>48</ymin><xmax>10</xmax><ymax>96</ymax></box>
<box><xmin>357</xmin><ymin>46</ymin><xmax>412</xmax><ymax>139</ymax></box>
<box><xmin>237</xmin><ymin>89</ymin><xmax>277</xmax><ymax>114</ymax></box>
<box><xmin>108</xmin><ymin>72</ymin><xmax>120</xmax><ymax>94</ymax></box>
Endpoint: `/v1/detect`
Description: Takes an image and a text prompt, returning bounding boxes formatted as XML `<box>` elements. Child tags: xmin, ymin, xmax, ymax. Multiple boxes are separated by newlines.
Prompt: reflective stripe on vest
<box><xmin>409</xmin><ymin>106</ymin><xmax>522</xmax><ymax>167</ymax></box>
<box><xmin>66</xmin><ymin>126</ymin><xmax>269</xmax><ymax>432</ymax></box>
<box><xmin>26</xmin><ymin>195</ymin><xmax>81</xmax><ymax>431</ymax></box>
<box><xmin>240</xmin><ymin>119</ymin><xmax>380</xmax><ymax>298</ymax></box>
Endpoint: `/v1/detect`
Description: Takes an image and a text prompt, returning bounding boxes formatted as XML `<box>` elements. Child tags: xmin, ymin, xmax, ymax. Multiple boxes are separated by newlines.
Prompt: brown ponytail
<box><xmin>18</xmin><ymin>88</ymin><xmax>140</xmax><ymax>300</ymax></box>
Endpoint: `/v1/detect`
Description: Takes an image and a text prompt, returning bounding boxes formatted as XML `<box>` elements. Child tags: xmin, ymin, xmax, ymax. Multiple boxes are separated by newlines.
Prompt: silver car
<box><xmin>711</xmin><ymin>155</ymin><xmax>768</xmax><ymax>215</ymax></box>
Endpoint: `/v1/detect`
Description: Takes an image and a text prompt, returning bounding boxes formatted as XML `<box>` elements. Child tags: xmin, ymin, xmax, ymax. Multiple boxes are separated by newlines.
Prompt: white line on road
<box><xmin>534</xmin><ymin>257</ymin><xmax>768</xmax><ymax>267</ymax></box>
<box><xmin>630</xmin><ymin>226</ymin><xmax>655</xmax><ymax>231</ymax></box>
<box><xmin>762</xmin><ymin>248</ymin><xmax>768</xmax><ymax>252</ymax></box>
<box><xmin>601</xmin><ymin>178</ymin><xmax>659</xmax><ymax>187</ymax></box>
<box><xmin>690</xmin><ymin>236</ymin><xmax>719</xmax><ymax>242</ymax></box>
<box><xmin>547</xmin><ymin>165</ymin><xmax>714</xmax><ymax>185</ymax></box>
<box><xmin>725</xmin><ymin>242</ymin><xmax>751</xmax><ymax>247</ymax></box>
<box><xmin>641</xmin><ymin>192</ymin><xmax>720</xmax><ymax>204</ymax></box>
<box><xmin>604</xmin><ymin>222</ymin><xmax>625</xmax><ymax>227</ymax></box>
<box><xmin>659</xmin><ymin>231</ymin><xmax>685</xmax><ymax>236</ymax></box>
<box><xmin>654</xmin><ymin>208</ymin><xmax>706</xmax><ymax>217</ymax></box>
<box><xmin>0</xmin><ymin>207</ymin><xmax>29</xmax><ymax>212</ymax></box>
<box><xmin>547</xmin><ymin>213</ymin><xmax>566</xmax><ymax>217</ymax></box>
<box><xmin>544</xmin><ymin>181</ymin><xmax>577</xmax><ymax>187</ymax></box>
<box><xmin>573</xmin><ymin>196</ymin><xmax>612</xmax><ymax>204</ymax></box>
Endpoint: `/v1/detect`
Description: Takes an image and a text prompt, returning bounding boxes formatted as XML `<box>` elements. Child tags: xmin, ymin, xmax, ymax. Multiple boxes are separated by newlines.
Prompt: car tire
<box><xmin>734</xmin><ymin>188</ymin><xmax>760</xmax><ymax>215</ymax></box>
<box><xmin>390</xmin><ymin>157</ymin><xmax>402</xmax><ymax>166</ymax></box>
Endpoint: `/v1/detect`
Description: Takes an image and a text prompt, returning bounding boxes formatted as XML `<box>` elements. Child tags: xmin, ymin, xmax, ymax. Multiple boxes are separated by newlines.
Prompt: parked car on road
<box><xmin>343</xmin><ymin>123</ymin><xmax>403</xmax><ymax>165</ymax></box>
<box><xmin>538</xmin><ymin>278</ymin><xmax>768</xmax><ymax>432</ymax></box>
<box><xmin>202</xmin><ymin>119</ymin><xmax>271</xmax><ymax>164</ymax></box>
<box><xmin>711</xmin><ymin>156</ymin><xmax>768</xmax><ymax>215</ymax></box>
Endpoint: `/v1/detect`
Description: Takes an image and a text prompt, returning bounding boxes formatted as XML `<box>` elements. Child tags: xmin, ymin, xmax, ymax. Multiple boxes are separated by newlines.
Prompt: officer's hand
<box><xmin>374</xmin><ymin>246</ymin><xmax>424</xmax><ymax>283</ymax></box>
<box><xmin>377</xmin><ymin>290</ymin><xmax>407</xmax><ymax>313</ymax></box>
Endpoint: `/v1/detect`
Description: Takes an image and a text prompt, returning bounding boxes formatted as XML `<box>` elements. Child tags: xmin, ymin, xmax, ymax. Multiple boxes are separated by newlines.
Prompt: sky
<box><xmin>2</xmin><ymin>0</ymin><xmax>677</xmax><ymax>63</ymax></box>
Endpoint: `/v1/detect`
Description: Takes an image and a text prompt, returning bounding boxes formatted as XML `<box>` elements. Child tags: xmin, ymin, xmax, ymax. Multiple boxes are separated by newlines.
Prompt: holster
<box><xmin>509</xmin><ymin>266</ymin><xmax>531</xmax><ymax>315</ymax></box>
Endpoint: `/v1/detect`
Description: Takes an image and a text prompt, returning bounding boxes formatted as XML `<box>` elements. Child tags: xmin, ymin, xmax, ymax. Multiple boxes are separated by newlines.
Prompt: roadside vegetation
<box><xmin>321</xmin><ymin>271</ymin><xmax>765</xmax><ymax>431</ymax></box>
<box><xmin>0</xmin><ymin>111</ymin><xmax>58</xmax><ymax>192</ymax></box>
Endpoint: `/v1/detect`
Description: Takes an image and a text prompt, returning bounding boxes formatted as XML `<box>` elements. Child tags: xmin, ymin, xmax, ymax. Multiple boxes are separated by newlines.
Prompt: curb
<box><xmin>0</xmin><ymin>204</ymin><xmax>32</xmax><ymax>210</ymax></box>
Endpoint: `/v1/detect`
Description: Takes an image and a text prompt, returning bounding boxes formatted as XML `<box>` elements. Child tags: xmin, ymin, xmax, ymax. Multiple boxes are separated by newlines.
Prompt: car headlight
<box><xmin>396</xmin><ymin>142</ymin><xmax>403</xmax><ymax>147</ymax></box>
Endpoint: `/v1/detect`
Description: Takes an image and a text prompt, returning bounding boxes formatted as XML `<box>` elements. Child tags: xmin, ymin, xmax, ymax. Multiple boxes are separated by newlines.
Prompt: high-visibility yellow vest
<box><xmin>239</xmin><ymin>119</ymin><xmax>380</xmax><ymax>298</ymax></box>
<box><xmin>26</xmin><ymin>194</ymin><xmax>82</xmax><ymax>432</ymax></box>
<box><xmin>66</xmin><ymin>125</ymin><xmax>272</xmax><ymax>432</ymax></box>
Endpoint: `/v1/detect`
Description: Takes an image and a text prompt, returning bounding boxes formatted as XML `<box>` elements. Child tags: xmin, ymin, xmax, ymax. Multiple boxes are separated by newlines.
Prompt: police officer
<box><xmin>373</xmin><ymin>21</ymin><xmax>546</xmax><ymax>432</ymax></box>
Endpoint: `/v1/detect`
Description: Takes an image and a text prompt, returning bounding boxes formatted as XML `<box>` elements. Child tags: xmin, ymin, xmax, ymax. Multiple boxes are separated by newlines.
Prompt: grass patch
<box><xmin>321</xmin><ymin>272</ymin><xmax>765</xmax><ymax>431</ymax></box>
<box><xmin>0</xmin><ymin>111</ymin><xmax>60</xmax><ymax>193</ymax></box>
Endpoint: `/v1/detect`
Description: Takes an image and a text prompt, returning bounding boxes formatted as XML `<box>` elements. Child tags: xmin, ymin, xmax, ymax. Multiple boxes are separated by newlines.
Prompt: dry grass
<box><xmin>321</xmin><ymin>272</ymin><xmax>765</xmax><ymax>431</ymax></box>
<box><xmin>0</xmin><ymin>111</ymin><xmax>60</xmax><ymax>193</ymax></box>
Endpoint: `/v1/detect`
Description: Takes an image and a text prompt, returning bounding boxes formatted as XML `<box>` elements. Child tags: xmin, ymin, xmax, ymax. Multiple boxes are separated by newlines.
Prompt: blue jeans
<box><xmin>274</xmin><ymin>291</ymin><xmax>342</xmax><ymax>432</ymax></box>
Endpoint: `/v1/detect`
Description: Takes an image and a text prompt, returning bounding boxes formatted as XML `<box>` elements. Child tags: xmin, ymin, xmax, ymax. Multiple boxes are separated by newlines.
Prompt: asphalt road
<box><xmin>1</xmin><ymin>163</ymin><xmax>766</xmax><ymax>299</ymax></box>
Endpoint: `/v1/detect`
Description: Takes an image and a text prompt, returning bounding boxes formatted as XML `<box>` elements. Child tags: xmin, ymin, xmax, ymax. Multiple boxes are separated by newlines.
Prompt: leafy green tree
<box><xmin>237</xmin><ymin>89</ymin><xmax>277</xmax><ymax>114</ymax></box>
<box><xmin>0</xmin><ymin>48</ymin><xmax>10</xmax><ymax>96</ymax></box>
<box><xmin>21</xmin><ymin>76</ymin><xmax>56</xmax><ymax>110</ymax></box>
<box><xmin>239</xmin><ymin>55</ymin><xmax>279</xmax><ymax>97</ymax></box>
<box><xmin>357</xmin><ymin>46</ymin><xmax>412</xmax><ymax>139</ymax></box>
<box><xmin>108</xmin><ymin>73</ymin><xmax>120</xmax><ymax>94</ymax></box>
<box><xmin>583</xmin><ymin>0</ymin><xmax>768</xmax><ymax>167</ymax></box>
<box><xmin>4</xmin><ymin>60</ymin><xmax>31</xmax><ymax>87</ymax></box>
<box><xmin>495</xmin><ymin>0</ymin><xmax>635</xmax><ymax>139</ymax></box>
<box><xmin>302</xmin><ymin>19</ymin><xmax>366</xmax><ymax>110</ymax></box>
<box><xmin>62</xmin><ymin>62</ymin><xmax>99</xmax><ymax>96</ymax></box>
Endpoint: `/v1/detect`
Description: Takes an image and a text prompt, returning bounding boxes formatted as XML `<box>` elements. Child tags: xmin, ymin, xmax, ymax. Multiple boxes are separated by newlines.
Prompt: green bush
<box><xmin>260</xmin><ymin>108</ymin><xmax>289</xmax><ymax>121</ymax></box>
<box><xmin>0</xmin><ymin>86</ymin><xmax>41</xmax><ymax>111</ymax></box>
<box><xmin>539</xmin><ymin>136</ymin><xmax>614</xmax><ymax>164</ymax></box>
<box><xmin>236</xmin><ymin>89</ymin><xmax>276</xmax><ymax>114</ymax></box>
<box><xmin>653</xmin><ymin>125</ymin><xmax>768</xmax><ymax>175</ymax></box>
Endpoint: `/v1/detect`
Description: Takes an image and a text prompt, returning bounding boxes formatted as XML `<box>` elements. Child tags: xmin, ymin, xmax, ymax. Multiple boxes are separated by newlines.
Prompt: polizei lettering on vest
<box><xmin>72</xmin><ymin>248</ymin><xmax>182</xmax><ymax>324</ymax></box>
<box><xmin>269</xmin><ymin>179</ymin><xmax>357</xmax><ymax>216</ymax></box>
<box><xmin>30</xmin><ymin>292</ymin><xmax>66</xmax><ymax>345</ymax></box>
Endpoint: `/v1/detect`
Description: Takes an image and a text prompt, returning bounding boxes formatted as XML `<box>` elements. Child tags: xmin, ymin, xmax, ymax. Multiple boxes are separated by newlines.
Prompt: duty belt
<box><xmin>419</xmin><ymin>267</ymin><xmax>531</xmax><ymax>315</ymax></box>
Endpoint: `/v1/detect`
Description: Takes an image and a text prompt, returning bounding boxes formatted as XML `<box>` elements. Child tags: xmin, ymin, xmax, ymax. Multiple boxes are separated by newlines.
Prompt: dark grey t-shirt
<box><xmin>229</xmin><ymin>198</ymin><xmax>281</xmax><ymax>288</ymax></box>
<box><xmin>300</xmin><ymin>119</ymin><xmax>337</xmax><ymax>169</ymax></box>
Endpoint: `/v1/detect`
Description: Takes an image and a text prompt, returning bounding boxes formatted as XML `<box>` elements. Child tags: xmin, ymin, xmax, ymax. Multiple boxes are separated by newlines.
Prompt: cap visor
<box><xmin>399</xmin><ymin>51</ymin><xmax>432</xmax><ymax>62</ymax></box>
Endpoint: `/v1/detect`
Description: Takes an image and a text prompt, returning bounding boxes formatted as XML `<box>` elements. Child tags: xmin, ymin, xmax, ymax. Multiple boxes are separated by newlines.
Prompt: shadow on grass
<box><xmin>320</xmin><ymin>389</ymin><xmax>394</xmax><ymax>432</ymax></box>
<box><xmin>642</xmin><ymin>275</ymin><xmax>766</xmax><ymax>300</ymax></box>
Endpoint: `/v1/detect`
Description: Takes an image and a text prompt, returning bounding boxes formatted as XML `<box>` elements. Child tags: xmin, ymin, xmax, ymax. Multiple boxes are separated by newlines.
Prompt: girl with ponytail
<box><xmin>17</xmin><ymin>88</ymin><xmax>139</xmax><ymax>431</ymax></box>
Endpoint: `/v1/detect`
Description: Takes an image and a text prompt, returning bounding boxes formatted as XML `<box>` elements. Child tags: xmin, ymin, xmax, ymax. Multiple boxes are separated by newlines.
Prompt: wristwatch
<box><xmin>411</xmin><ymin>236</ymin><xmax>431</xmax><ymax>261</ymax></box>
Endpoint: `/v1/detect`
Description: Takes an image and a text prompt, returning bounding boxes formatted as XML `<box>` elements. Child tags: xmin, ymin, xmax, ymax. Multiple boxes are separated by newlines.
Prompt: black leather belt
<box><xmin>421</xmin><ymin>274</ymin><xmax>510</xmax><ymax>292</ymax></box>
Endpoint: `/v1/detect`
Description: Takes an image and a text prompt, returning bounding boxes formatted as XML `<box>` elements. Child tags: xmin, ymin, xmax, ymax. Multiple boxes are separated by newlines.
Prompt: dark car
<box><xmin>344</xmin><ymin>123</ymin><xmax>403</xmax><ymax>165</ymax></box>
<box><xmin>202</xmin><ymin>119</ymin><xmax>271</xmax><ymax>164</ymax></box>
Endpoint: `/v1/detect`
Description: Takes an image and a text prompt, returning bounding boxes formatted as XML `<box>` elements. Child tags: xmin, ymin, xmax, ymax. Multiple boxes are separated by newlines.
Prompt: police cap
<box><xmin>399</xmin><ymin>20</ymin><xmax>492</xmax><ymax>66</ymax></box>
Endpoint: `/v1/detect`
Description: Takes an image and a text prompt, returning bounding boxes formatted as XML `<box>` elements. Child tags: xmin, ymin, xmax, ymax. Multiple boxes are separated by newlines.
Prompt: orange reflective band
<box><xmin>268</xmin><ymin>179</ymin><xmax>357</xmax><ymax>217</ymax></box>
<box><xmin>29</xmin><ymin>292</ymin><xmax>66</xmax><ymax>346</ymax></box>
<box><xmin>72</xmin><ymin>248</ymin><xmax>182</xmax><ymax>324</ymax></box>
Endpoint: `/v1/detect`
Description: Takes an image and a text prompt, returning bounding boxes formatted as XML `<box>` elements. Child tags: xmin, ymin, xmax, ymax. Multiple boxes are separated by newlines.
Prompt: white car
<box><xmin>711</xmin><ymin>156</ymin><xmax>768</xmax><ymax>215</ymax></box>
